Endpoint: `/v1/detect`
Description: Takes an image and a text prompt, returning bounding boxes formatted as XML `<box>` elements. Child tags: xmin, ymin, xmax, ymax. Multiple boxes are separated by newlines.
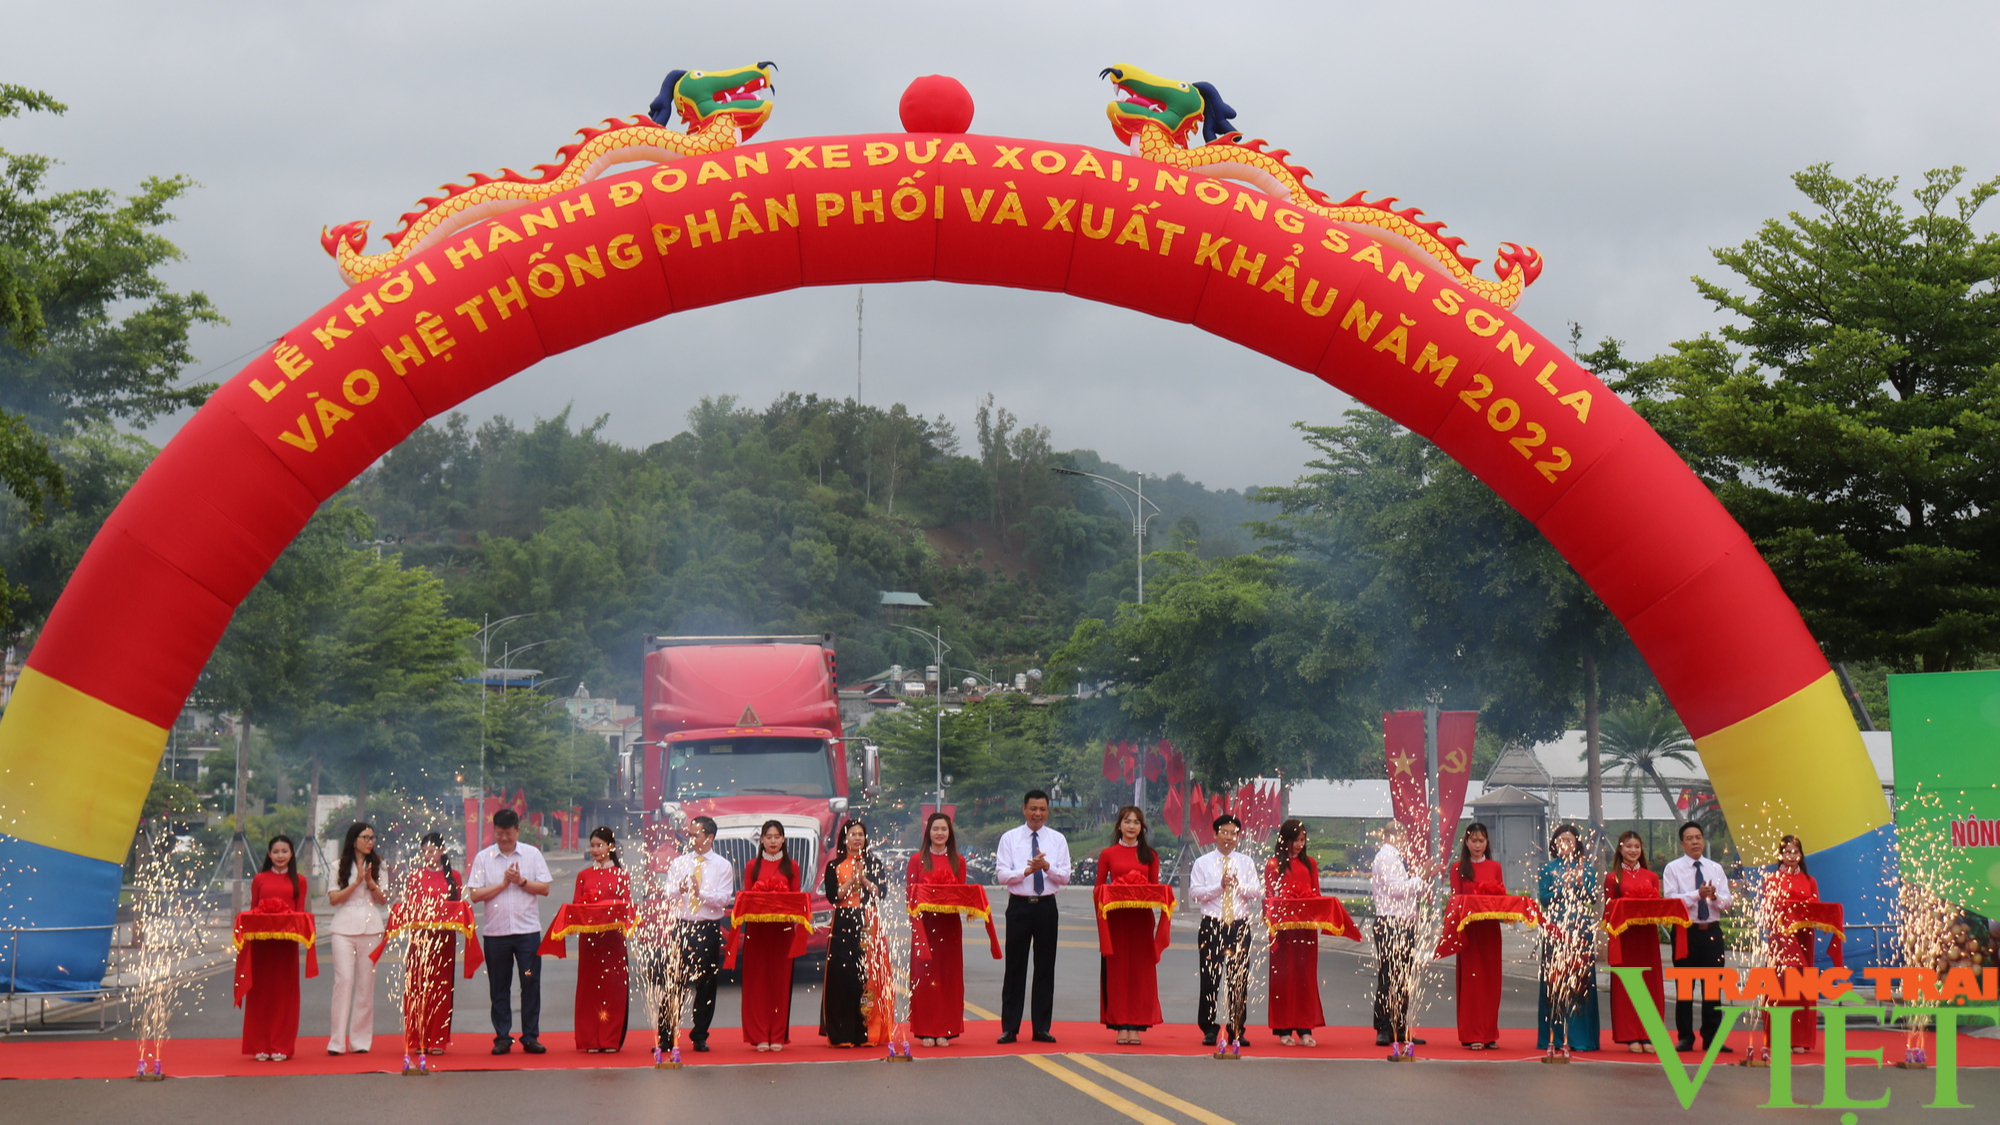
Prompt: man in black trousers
<box><xmin>657</xmin><ymin>816</ymin><xmax>732</xmax><ymax>1052</ymax></box>
<box><xmin>994</xmin><ymin>789</ymin><xmax>1071</xmax><ymax>1043</ymax></box>
<box><xmin>1662</xmin><ymin>821</ymin><xmax>1733</xmax><ymax>1053</ymax></box>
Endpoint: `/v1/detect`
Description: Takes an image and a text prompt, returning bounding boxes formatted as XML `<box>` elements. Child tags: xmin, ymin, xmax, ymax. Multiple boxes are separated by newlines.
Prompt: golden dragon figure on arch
<box><xmin>1101</xmin><ymin>63</ymin><xmax>1543</xmax><ymax>310</ymax></box>
<box><xmin>321</xmin><ymin>62</ymin><xmax>776</xmax><ymax>285</ymax></box>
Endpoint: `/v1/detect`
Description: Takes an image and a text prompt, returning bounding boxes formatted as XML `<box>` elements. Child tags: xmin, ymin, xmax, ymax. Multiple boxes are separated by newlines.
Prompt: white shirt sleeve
<box><xmin>1238</xmin><ymin>855</ymin><xmax>1265</xmax><ymax>908</ymax></box>
<box><xmin>467</xmin><ymin>849</ymin><xmax>493</xmax><ymax>890</ymax></box>
<box><xmin>1043</xmin><ymin>832</ymin><xmax>1072</xmax><ymax>889</ymax></box>
<box><xmin>1189</xmin><ymin>852</ymin><xmax>1222</xmax><ymax>909</ymax></box>
<box><xmin>527</xmin><ymin>848</ymin><xmax>553</xmax><ymax>885</ymax></box>
<box><xmin>1706</xmin><ymin>860</ymin><xmax>1733</xmax><ymax>913</ymax></box>
<box><xmin>1661</xmin><ymin>858</ymin><xmax>1699</xmax><ymax>911</ymax></box>
<box><xmin>995</xmin><ymin>829</ymin><xmax>1027</xmax><ymax>890</ymax></box>
<box><xmin>702</xmin><ymin>856</ymin><xmax>736</xmax><ymax>912</ymax></box>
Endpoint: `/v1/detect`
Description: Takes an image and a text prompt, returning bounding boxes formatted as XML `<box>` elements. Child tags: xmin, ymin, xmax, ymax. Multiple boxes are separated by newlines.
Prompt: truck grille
<box><xmin>712</xmin><ymin>831</ymin><xmax>819</xmax><ymax>890</ymax></box>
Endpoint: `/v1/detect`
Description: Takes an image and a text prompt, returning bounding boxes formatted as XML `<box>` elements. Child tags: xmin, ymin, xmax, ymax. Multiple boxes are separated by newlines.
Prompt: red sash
<box><xmin>1601</xmin><ymin>897</ymin><xmax>1689</xmax><ymax>965</ymax></box>
<box><xmin>1093</xmin><ymin>882</ymin><xmax>1174</xmax><ymax>960</ymax></box>
<box><xmin>231</xmin><ymin>908</ymin><xmax>319</xmax><ymax>1006</ymax></box>
<box><xmin>538</xmin><ymin>900</ymin><xmax>636</xmax><ymax>957</ymax></box>
<box><xmin>1773</xmin><ymin>899</ymin><xmax>1846</xmax><ymax>967</ymax></box>
<box><xmin>723</xmin><ymin>891</ymin><xmax>813</xmax><ymax>968</ymax></box>
<box><xmin>368</xmin><ymin>900</ymin><xmax>482</xmax><ymax>975</ymax></box>
<box><xmin>1434</xmin><ymin>893</ymin><xmax>1545</xmax><ymax>958</ymax></box>
<box><xmin>1263</xmin><ymin>895</ymin><xmax>1362</xmax><ymax>941</ymax></box>
<box><xmin>910</xmin><ymin>883</ymin><xmax>1002</xmax><ymax>960</ymax></box>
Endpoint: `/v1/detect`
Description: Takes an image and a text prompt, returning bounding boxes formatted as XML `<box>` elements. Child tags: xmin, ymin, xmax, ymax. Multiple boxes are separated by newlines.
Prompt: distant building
<box><xmin>564</xmin><ymin>685</ymin><xmax>640</xmax><ymax>800</ymax></box>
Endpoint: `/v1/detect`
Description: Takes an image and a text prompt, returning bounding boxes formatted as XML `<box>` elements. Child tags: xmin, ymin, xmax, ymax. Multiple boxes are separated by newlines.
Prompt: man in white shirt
<box><xmin>994</xmin><ymin>788</ymin><xmax>1071</xmax><ymax>1043</ymax></box>
<box><xmin>656</xmin><ymin>815</ymin><xmax>734</xmax><ymax>1053</ymax></box>
<box><xmin>1189</xmin><ymin>814</ymin><xmax>1262</xmax><ymax>1047</ymax></box>
<box><xmin>1661</xmin><ymin>820</ymin><xmax>1734</xmax><ymax>1052</ymax></box>
<box><xmin>467</xmin><ymin>808</ymin><xmax>552</xmax><ymax>1055</ymax></box>
<box><xmin>1370</xmin><ymin>820</ymin><xmax>1429</xmax><ymax>1050</ymax></box>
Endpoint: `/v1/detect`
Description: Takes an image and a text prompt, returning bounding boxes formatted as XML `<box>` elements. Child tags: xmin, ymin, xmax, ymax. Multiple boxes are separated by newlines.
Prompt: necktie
<box><xmin>1221</xmin><ymin>857</ymin><xmax>1236</xmax><ymax>926</ymax></box>
<box><xmin>1695</xmin><ymin>862</ymin><xmax>1710</xmax><ymax>922</ymax></box>
<box><xmin>1031</xmin><ymin>830</ymin><xmax>1044</xmax><ymax>894</ymax></box>
<box><xmin>686</xmin><ymin>855</ymin><xmax>703</xmax><ymax>915</ymax></box>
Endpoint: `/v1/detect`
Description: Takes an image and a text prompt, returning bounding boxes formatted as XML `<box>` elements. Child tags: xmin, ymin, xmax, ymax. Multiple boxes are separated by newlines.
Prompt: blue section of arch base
<box><xmin>1806</xmin><ymin>821</ymin><xmax>1898</xmax><ymax>969</ymax></box>
<box><xmin>0</xmin><ymin>833</ymin><xmax>120</xmax><ymax>993</ymax></box>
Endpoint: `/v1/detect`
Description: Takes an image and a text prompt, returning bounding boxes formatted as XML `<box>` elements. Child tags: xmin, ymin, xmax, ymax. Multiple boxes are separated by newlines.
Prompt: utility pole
<box><xmin>893</xmin><ymin>623</ymin><xmax>951</xmax><ymax>813</ymax></box>
<box><xmin>1424</xmin><ymin>703</ymin><xmax>1441</xmax><ymax>867</ymax></box>
<box><xmin>1050</xmin><ymin>467</ymin><xmax>1164</xmax><ymax>604</ymax></box>
<box><xmin>473</xmin><ymin>612</ymin><xmax>538</xmax><ymax>806</ymax></box>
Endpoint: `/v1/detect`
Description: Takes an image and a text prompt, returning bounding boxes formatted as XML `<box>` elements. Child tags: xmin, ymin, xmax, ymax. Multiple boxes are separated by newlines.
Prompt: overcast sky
<box><xmin>7</xmin><ymin>1</ymin><xmax>1997</xmax><ymax>491</ymax></box>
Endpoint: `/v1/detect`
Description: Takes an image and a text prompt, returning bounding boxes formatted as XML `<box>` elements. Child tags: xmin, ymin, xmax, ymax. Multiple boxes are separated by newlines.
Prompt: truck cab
<box><xmin>641</xmin><ymin>635</ymin><xmax>847</xmax><ymax>946</ymax></box>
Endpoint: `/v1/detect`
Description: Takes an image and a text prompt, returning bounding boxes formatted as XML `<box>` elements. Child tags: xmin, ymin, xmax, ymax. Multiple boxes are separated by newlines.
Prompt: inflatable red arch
<box><xmin>0</xmin><ymin>121</ymin><xmax>1895</xmax><ymax>989</ymax></box>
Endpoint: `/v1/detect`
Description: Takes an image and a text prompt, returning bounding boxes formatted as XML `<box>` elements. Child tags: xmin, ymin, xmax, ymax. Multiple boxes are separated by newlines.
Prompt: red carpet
<box><xmin>3</xmin><ymin>1023</ymin><xmax>1992</xmax><ymax>1079</ymax></box>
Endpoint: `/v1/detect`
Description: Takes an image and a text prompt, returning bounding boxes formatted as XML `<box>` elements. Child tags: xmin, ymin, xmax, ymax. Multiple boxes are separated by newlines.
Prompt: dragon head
<box><xmin>1100</xmin><ymin>64</ymin><xmax>1236</xmax><ymax>147</ymax></box>
<box><xmin>649</xmin><ymin>62</ymin><xmax>777</xmax><ymax>141</ymax></box>
<box><xmin>321</xmin><ymin>220</ymin><xmax>370</xmax><ymax>258</ymax></box>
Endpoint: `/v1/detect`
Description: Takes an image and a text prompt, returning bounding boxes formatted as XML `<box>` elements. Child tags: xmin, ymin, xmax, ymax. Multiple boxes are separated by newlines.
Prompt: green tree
<box><xmin>0</xmin><ymin>86</ymin><xmax>221</xmax><ymax>429</ymax></box>
<box><xmin>1050</xmin><ymin>551</ymin><xmax>1375</xmax><ymax>784</ymax></box>
<box><xmin>1602</xmin><ymin>165</ymin><xmax>2000</xmax><ymax>672</ymax></box>
<box><xmin>199</xmin><ymin>505</ymin><xmax>477</xmax><ymax>818</ymax></box>
<box><xmin>1595</xmin><ymin>694</ymin><xmax>1698</xmax><ymax>816</ymax></box>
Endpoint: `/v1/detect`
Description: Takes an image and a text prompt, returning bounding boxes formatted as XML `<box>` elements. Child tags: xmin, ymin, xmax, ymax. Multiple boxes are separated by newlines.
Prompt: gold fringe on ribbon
<box><xmin>1266</xmin><ymin>919</ymin><xmax>1348</xmax><ymax>937</ymax></box>
<box><xmin>910</xmin><ymin>902</ymin><xmax>991</xmax><ymax>921</ymax></box>
<box><xmin>232</xmin><ymin>930</ymin><xmax>314</xmax><ymax>951</ymax></box>
<box><xmin>1455</xmin><ymin>910</ymin><xmax>1538</xmax><ymax>932</ymax></box>
<box><xmin>1096</xmin><ymin>898</ymin><xmax>1175</xmax><ymax>919</ymax></box>
<box><xmin>1603</xmin><ymin>914</ymin><xmax>1692</xmax><ymax>937</ymax></box>
<box><xmin>732</xmin><ymin>912</ymin><xmax>815</xmax><ymax>932</ymax></box>
<box><xmin>550</xmin><ymin>920</ymin><xmax>637</xmax><ymax>940</ymax></box>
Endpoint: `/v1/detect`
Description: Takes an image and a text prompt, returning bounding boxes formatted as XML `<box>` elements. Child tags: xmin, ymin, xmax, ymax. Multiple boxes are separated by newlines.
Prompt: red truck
<box><xmin>640</xmin><ymin>634</ymin><xmax>848</xmax><ymax>950</ymax></box>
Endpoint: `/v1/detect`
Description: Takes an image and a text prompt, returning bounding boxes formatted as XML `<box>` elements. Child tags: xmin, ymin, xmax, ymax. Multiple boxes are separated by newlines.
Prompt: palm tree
<box><xmin>1591</xmin><ymin>695</ymin><xmax>1698</xmax><ymax>817</ymax></box>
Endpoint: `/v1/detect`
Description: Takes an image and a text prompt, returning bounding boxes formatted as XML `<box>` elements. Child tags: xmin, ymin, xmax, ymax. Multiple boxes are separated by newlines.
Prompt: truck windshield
<box><xmin>668</xmin><ymin>738</ymin><xmax>833</xmax><ymax>798</ymax></box>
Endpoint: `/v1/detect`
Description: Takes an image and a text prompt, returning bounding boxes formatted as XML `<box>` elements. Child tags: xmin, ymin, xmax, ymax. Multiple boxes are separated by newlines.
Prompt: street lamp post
<box><xmin>472</xmin><ymin>612</ymin><xmax>539</xmax><ymax>804</ymax></box>
<box><xmin>1052</xmin><ymin>467</ymin><xmax>1165</xmax><ymax>604</ymax></box>
<box><xmin>892</xmin><ymin>623</ymin><xmax>951</xmax><ymax>814</ymax></box>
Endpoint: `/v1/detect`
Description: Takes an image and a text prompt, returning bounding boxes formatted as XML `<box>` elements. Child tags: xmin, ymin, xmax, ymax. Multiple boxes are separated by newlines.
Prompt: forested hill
<box><xmin>343</xmin><ymin>392</ymin><xmax>1273</xmax><ymax>701</ymax></box>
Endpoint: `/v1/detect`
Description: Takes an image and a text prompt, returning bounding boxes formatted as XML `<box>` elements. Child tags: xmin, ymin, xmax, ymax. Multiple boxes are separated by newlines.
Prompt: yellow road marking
<box><xmin>1020</xmin><ymin>1055</ymin><xmax>1176</xmax><ymax>1125</ymax></box>
<box><xmin>1067</xmin><ymin>1054</ymin><xmax>1237</xmax><ymax>1125</ymax></box>
<box><xmin>964</xmin><ymin>1001</ymin><xmax>999</xmax><ymax>1020</ymax></box>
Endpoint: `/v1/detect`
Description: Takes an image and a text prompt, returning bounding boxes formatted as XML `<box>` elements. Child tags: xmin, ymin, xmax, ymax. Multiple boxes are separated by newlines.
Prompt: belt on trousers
<box><xmin>1010</xmin><ymin>894</ymin><xmax>1057</xmax><ymax>902</ymax></box>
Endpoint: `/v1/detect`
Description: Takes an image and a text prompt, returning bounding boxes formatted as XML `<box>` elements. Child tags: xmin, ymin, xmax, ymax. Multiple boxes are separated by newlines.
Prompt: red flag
<box><xmin>528</xmin><ymin>812</ymin><xmax>543</xmax><ymax>832</ymax></box>
<box><xmin>1163</xmin><ymin>784</ymin><xmax>1185</xmax><ymax>836</ymax></box>
<box><xmin>1119</xmin><ymin>749</ymin><xmax>1136</xmax><ymax>786</ymax></box>
<box><xmin>1190</xmin><ymin>783</ymin><xmax>1211</xmax><ymax>844</ymax></box>
<box><xmin>1435</xmin><ymin>711</ymin><xmax>1477</xmax><ymax>852</ymax></box>
<box><xmin>511</xmin><ymin>788</ymin><xmax>527</xmax><ymax>817</ymax></box>
<box><xmin>1163</xmin><ymin>742</ymin><xmax>1185</xmax><ymax>786</ymax></box>
<box><xmin>1101</xmin><ymin>741</ymin><xmax>1120</xmax><ymax>782</ymax></box>
<box><xmin>571</xmin><ymin>806</ymin><xmax>583</xmax><ymax>850</ymax></box>
<box><xmin>1144</xmin><ymin>749</ymin><xmax>1163</xmax><ymax>784</ymax></box>
<box><xmin>1383</xmin><ymin>711</ymin><xmax>1430</xmax><ymax>862</ymax></box>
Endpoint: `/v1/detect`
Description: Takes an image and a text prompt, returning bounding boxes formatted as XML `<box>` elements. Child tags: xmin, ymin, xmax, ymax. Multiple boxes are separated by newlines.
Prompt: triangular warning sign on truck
<box><xmin>737</xmin><ymin>704</ymin><xmax>762</xmax><ymax>727</ymax></box>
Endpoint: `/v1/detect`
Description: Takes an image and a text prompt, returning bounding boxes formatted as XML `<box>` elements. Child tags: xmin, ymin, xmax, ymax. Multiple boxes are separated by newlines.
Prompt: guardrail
<box><xmin>2</xmin><ymin>924</ymin><xmax>127</xmax><ymax>1035</ymax></box>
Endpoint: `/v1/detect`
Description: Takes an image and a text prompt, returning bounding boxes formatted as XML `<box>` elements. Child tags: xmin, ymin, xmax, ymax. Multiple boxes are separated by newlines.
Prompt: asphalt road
<box><xmin>6</xmin><ymin>1053</ymin><xmax>1990</xmax><ymax>1125</ymax></box>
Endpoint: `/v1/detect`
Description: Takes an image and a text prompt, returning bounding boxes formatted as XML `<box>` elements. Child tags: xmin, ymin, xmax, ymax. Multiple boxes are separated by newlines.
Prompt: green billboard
<box><xmin>1888</xmin><ymin>669</ymin><xmax>2000</xmax><ymax>920</ymax></box>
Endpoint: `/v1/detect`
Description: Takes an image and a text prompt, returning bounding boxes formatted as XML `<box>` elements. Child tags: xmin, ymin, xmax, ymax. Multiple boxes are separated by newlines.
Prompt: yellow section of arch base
<box><xmin>1693</xmin><ymin>671</ymin><xmax>1891</xmax><ymax>853</ymax></box>
<box><xmin>0</xmin><ymin>667</ymin><xmax>167</xmax><ymax>863</ymax></box>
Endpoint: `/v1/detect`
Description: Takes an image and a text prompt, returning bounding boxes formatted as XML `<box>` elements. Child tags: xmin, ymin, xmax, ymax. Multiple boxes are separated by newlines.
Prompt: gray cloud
<box><xmin>7</xmin><ymin>0</ymin><xmax>1996</xmax><ymax>489</ymax></box>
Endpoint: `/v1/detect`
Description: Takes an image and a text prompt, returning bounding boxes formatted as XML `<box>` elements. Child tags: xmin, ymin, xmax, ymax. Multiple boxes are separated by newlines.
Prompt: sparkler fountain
<box><xmin>130</xmin><ymin>840</ymin><xmax>207</xmax><ymax>1080</ymax></box>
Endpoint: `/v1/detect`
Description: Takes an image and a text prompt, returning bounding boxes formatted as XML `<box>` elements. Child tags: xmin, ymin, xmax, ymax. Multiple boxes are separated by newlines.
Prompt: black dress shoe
<box><xmin>1677</xmin><ymin>1040</ymin><xmax>1696</xmax><ymax>1053</ymax></box>
<box><xmin>491</xmin><ymin>1042</ymin><xmax>512</xmax><ymax>1055</ymax></box>
<box><xmin>522</xmin><ymin>1040</ymin><xmax>547</xmax><ymax>1055</ymax></box>
<box><xmin>1032</xmin><ymin>1033</ymin><xmax>1058</xmax><ymax>1043</ymax></box>
<box><xmin>693</xmin><ymin>1042</ymin><xmax>711</xmax><ymax>1053</ymax></box>
<box><xmin>1203</xmin><ymin>1033</ymin><xmax>1219</xmax><ymax>1047</ymax></box>
<box><xmin>1376</xmin><ymin>1033</ymin><xmax>1392</xmax><ymax>1047</ymax></box>
<box><xmin>1412</xmin><ymin>1038</ymin><xmax>1427</xmax><ymax>1046</ymax></box>
<box><xmin>1711</xmin><ymin>1044</ymin><xmax>1733</xmax><ymax>1054</ymax></box>
<box><xmin>1238</xmin><ymin>1036</ymin><xmax>1252</xmax><ymax>1046</ymax></box>
<box><xmin>996</xmin><ymin>1033</ymin><xmax>1018</xmax><ymax>1044</ymax></box>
